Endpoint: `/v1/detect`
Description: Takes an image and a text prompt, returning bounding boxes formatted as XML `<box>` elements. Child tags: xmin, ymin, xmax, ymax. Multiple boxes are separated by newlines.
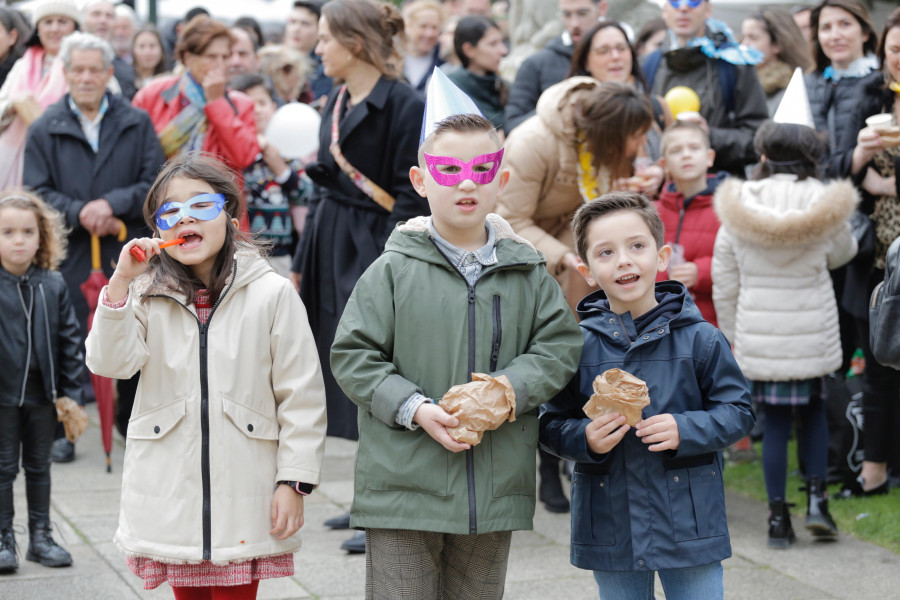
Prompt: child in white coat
<box><xmin>712</xmin><ymin>120</ymin><xmax>858</xmax><ymax>548</ymax></box>
<box><xmin>86</xmin><ymin>154</ymin><xmax>327</xmax><ymax>599</ymax></box>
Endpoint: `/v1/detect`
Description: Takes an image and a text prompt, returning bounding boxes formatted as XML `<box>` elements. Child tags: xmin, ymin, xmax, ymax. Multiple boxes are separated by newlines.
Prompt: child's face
<box><xmin>577</xmin><ymin>210</ymin><xmax>671</xmax><ymax>318</ymax></box>
<box><xmin>409</xmin><ymin>130</ymin><xmax>509</xmax><ymax>247</ymax></box>
<box><xmin>0</xmin><ymin>206</ymin><xmax>40</xmax><ymax>277</ymax></box>
<box><xmin>660</xmin><ymin>129</ymin><xmax>715</xmax><ymax>185</ymax></box>
<box><xmin>155</xmin><ymin>176</ymin><xmax>237</xmax><ymax>286</ymax></box>
<box><xmin>246</xmin><ymin>85</ymin><xmax>276</xmax><ymax>134</ymax></box>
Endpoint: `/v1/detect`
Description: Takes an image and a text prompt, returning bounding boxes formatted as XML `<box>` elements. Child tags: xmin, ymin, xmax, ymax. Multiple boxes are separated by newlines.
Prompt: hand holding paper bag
<box><xmin>441</xmin><ymin>373</ymin><xmax>516</xmax><ymax>445</ymax></box>
<box><xmin>583</xmin><ymin>368</ymin><xmax>651</xmax><ymax>427</ymax></box>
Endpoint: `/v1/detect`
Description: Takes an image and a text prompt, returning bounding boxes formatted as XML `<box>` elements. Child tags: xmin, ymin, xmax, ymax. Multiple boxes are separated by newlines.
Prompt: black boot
<box><xmin>0</xmin><ymin>528</ymin><xmax>16</xmax><ymax>574</ymax></box>
<box><xmin>805</xmin><ymin>478</ymin><xmax>838</xmax><ymax>538</ymax></box>
<box><xmin>767</xmin><ymin>500</ymin><xmax>796</xmax><ymax>548</ymax></box>
<box><xmin>26</xmin><ymin>523</ymin><xmax>72</xmax><ymax>567</ymax></box>
<box><xmin>538</xmin><ymin>449</ymin><xmax>569</xmax><ymax>513</ymax></box>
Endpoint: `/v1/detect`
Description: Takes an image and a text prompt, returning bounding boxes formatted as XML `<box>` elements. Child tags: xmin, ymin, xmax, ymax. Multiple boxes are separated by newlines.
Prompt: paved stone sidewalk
<box><xmin>2</xmin><ymin>403</ymin><xmax>897</xmax><ymax>599</ymax></box>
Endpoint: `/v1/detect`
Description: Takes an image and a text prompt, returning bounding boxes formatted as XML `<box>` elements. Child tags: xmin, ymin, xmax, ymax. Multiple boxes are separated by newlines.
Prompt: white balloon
<box><xmin>264</xmin><ymin>103</ymin><xmax>321</xmax><ymax>159</ymax></box>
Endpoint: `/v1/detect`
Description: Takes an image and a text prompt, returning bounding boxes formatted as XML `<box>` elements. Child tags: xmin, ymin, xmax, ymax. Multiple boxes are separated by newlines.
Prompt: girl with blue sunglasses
<box><xmin>84</xmin><ymin>153</ymin><xmax>327</xmax><ymax>600</ymax></box>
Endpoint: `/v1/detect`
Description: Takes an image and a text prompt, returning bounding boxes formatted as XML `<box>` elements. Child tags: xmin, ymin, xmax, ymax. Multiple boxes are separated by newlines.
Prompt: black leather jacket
<box><xmin>0</xmin><ymin>265</ymin><xmax>83</xmax><ymax>407</ymax></box>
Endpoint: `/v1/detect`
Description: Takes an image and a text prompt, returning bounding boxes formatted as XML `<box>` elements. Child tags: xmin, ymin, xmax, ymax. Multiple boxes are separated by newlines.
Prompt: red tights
<box><xmin>171</xmin><ymin>580</ymin><xmax>260</xmax><ymax>600</ymax></box>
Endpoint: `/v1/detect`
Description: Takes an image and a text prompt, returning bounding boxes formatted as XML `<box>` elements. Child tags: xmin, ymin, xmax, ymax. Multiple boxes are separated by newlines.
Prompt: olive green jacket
<box><xmin>331</xmin><ymin>214</ymin><xmax>582</xmax><ymax>534</ymax></box>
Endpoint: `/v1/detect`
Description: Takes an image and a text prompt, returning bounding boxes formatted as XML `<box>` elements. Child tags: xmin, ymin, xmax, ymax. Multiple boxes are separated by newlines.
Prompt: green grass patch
<box><xmin>723</xmin><ymin>440</ymin><xmax>900</xmax><ymax>554</ymax></box>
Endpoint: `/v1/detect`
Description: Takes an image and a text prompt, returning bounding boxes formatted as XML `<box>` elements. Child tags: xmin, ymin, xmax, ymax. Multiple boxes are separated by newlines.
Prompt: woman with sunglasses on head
<box><xmin>644</xmin><ymin>0</ymin><xmax>768</xmax><ymax>176</ymax></box>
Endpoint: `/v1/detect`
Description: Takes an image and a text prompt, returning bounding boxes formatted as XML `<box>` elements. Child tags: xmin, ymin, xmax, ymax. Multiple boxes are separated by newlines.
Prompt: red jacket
<box><xmin>132</xmin><ymin>75</ymin><xmax>259</xmax><ymax>229</ymax></box>
<box><xmin>655</xmin><ymin>172</ymin><xmax>727</xmax><ymax>327</ymax></box>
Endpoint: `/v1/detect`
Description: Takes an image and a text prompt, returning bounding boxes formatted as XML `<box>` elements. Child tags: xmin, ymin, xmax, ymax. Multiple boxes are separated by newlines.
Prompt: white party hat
<box><xmin>420</xmin><ymin>67</ymin><xmax>483</xmax><ymax>146</ymax></box>
<box><xmin>773</xmin><ymin>67</ymin><xmax>814</xmax><ymax>128</ymax></box>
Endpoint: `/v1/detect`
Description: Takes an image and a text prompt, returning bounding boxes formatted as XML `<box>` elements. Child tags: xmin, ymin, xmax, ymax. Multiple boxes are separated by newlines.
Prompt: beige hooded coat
<box><xmin>86</xmin><ymin>250</ymin><xmax>327</xmax><ymax>564</ymax></box>
<box><xmin>496</xmin><ymin>76</ymin><xmax>600</xmax><ymax>276</ymax></box>
<box><xmin>712</xmin><ymin>175</ymin><xmax>858</xmax><ymax>381</ymax></box>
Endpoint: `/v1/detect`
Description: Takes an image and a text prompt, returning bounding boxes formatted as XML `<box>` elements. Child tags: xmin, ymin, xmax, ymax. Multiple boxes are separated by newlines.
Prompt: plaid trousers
<box><xmin>365</xmin><ymin>528</ymin><xmax>513</xmax><ymax>599</ymax></box>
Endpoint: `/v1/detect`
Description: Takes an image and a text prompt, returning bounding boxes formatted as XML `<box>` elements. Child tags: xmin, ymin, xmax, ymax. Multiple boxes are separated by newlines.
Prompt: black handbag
<box><xmin>870</xmin><ymin>237</ymin><xmax>900</xmax><ymax>369</ymax></box>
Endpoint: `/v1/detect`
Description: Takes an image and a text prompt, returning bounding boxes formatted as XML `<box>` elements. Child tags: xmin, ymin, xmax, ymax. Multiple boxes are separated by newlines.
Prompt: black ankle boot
<box><xmin>805</xmin><ymin>478</ymin><xmax>838</xmax><ymax>538</ymax></box>
<box><xmin>26</xmin><ymin>523</ymin><xmax>72</xmax><ymax>567</ymax></box>
<box><xmin>767</xmin><ymin>500</ymin><xmax>796</xmax><ymax>548</ymax></box>
<box><xmin>0</xmin><ymin>528</ymin><xmax>17</xmax><ymax>574</ymax></box>
<box><xmin>538</xmin><ymin>450</ymin><xmax>569</xmax><ymax>514</ymax></box>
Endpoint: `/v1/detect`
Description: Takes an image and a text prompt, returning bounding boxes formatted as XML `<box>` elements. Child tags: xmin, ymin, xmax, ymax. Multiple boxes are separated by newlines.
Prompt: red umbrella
<box><xmin>80</xmin><ymin>228</ymin><xmax>123</xmax><ymax>472</ymax></box>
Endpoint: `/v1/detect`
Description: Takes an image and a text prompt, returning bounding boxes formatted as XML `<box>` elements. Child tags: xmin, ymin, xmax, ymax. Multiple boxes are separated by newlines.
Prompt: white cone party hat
<box><xmin>420</xmin><ymin>67</ymin><xmax>483</xmax><ymax>146</ymax></box>
<box><xmin>773</xmin><ymin>67</ymin><xmax>814</xmax><ymax>128</ymax></box>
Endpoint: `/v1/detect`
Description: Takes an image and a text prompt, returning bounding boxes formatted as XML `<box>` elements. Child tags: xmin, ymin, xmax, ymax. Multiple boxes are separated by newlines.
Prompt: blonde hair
<box><xmin>0</xmin><ymin>189</ymin><xmax>68</xmax><ymax>271</ymax></box>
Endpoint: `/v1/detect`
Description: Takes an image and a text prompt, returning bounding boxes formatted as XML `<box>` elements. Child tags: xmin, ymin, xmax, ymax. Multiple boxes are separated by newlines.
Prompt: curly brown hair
<box><xmin>0</xmin><ymin>189</ymin><xmax>68</xmax><ymax>271</ymax></box>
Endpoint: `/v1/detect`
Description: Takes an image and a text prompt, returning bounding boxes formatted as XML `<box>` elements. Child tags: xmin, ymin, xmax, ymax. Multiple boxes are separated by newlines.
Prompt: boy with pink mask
<box><xmin>330</xmin><ymin>70</ymin><xmax>581</xmax><ymax>598</ymax></box>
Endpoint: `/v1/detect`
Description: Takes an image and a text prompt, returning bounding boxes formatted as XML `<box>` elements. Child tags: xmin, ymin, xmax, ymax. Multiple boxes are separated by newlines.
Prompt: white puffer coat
<box><xmin>712</xmin><ymin>175</ymin><xmax>858</xmax><ymax>381</ymax></box>
<box><xmin>86</xmin><ymin>250</ymin><xmax>327</xmax><ymax>564</ymax></box>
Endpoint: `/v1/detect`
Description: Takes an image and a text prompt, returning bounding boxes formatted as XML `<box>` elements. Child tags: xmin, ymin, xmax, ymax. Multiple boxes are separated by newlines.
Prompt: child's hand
<box><xmin>106</xmin><ymin>238</ymin><xmax>162</xmax><ymax>304</ymax></box>
<box><xmin>636</xmin><ymin>414</ymin><xmax>680</xmax><ymax>451</ymax></box>
<box><xmin>669</xmin><ymin>261</ymin><xmax>698</xmax><ymax>288</ymax></box>
<box><xmin>270</xmin><ymin>485</ymin><xmax>305</xmax><ymax>540</ymax></box>
<box><xmin>413</xmin><ymin>402</ymin><xmax>471</xmax><ymax>453</ymax></box>
<box><xmin>585</xmin><ymin>412</ymin><xmax>629</xmax><ymax>455</ymax></box>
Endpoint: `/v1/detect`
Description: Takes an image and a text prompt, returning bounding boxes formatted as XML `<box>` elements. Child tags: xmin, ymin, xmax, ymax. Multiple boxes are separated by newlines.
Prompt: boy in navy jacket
<box><xmin>539</xmin><ymin>191</ymin><xmax>754</xmax><ymax>599</ymax></box>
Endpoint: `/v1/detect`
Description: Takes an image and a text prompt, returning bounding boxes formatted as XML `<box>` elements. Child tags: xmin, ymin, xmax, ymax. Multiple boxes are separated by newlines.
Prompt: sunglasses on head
<box><xmin>667</xmin><ymin>0</ymin><xmax>704</xmax><ymax>8</ymax></box>
<box><xmin>422</xmin><ymin>149</ymin><xmax>505</xmax><ymax>187</ymax></box>
<box><xmin>154</xmin><ymin>193</ymin><xmax>226</xmax><ymax>230</ymax></box>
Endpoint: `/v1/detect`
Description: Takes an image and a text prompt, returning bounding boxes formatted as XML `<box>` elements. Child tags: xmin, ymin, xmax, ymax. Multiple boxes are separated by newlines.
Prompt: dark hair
<box><xmin>810</xmin><ymin>0</ymin><xmax>877</xmax><ymax>73</ymax></box>
<box><xmin>572</xmin><ymin>192</ymin><xmax>665</xmax><ymax>263</ymax></box>
<box><xmin>131</xmin><ymin>25</ymin><xmax>168</xmax><ymax>76</ymax></box>
<box><xmin>184</xmin><ymin>7</ymin><xmax>210</xmax><ymax>23</ymax></box>
<box><xmin>418</xmin><ymin>113</ymin><xmax>500</xmax><ymax>164</ymax></box>
<box><xmin>142</xmin><ymin>153</ymin><xmax>256</xmax><ymax>306</ymax></box>
<box><xmin>233</xmin><ymin>17</ymin><xmax>263</xmax><ymax>50</ymax></box>
<box><xmin>574</xmin><ymin>82</ymin><xmax>654</xmax><ymax>181</ymax></box>
<box><xmin>454</xmin><ymin>15</ymin><xmax>498</xmax><ymax>70</ymax></box>
<box><xmin>635</xmin><ymin>18</ymin><xmax>666</xmax><ymax>57</ymax></box>
<box><xmin>0</xmin><ymin>7</ymin><xmax>29</xmax><ymax>61</ymax></box>
<box><xmin>228</xmin><ymin>72</ymin><xmax>274</xmax><ymax>102</ymax></box>
<box><xmin>176</xmin><ymin>15</ymin><xmax>233</xmax><ymax>64</ymax></box>
<box><xmin>293</xmin><ymin>1</ymin><xmax>322</xmax><ymax>19</ymax></box>
<box><xmin>322</xmin><ymin>0</ymin><xmax>405</xmax><ymax>79</ymax></box>
<box><xmin>876</xmin><ymin>7</ymin><xmax>900</xmax><ymax>68</ymax></box>
<box><xmin>660</xmin><ymin>120</ymin><xmax>710</xmax><ymax>155</ymax></box>
<box><xmin>745</xmin><ymin>8</ymin><xmax>814</xmax><ymax>72</ymax></box>
<box><xmin>568</xmin><ymin>21</ymin><xmax>646</xmax><ymax>88</ymax></box>
<box><xmin>751</xmin><ymin>120</ymin><xmax>827</xmax><ymax>180</ymax></box>
<box><xmin>26</xmin><ymin>14</ymin><xmax>79</xmax><ymax>49</ymax></box>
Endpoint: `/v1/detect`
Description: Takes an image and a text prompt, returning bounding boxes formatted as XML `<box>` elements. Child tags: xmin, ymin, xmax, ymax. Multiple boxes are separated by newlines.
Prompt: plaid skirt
<box><xmin>750</xmin><ymin>378</ymin><xmax>824</xmax><ymax>406</ymax></box>
<box><xmin>127</xmin><ymin>554</ymin><xmax>294</xmax><ymax>590</ymax></box>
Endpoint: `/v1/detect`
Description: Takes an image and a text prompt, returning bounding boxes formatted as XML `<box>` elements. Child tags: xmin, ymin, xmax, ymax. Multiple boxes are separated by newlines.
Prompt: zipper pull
<box><xmin>468</xmin><ymin>288</ymin><xmax>475</xmax><ymax>304</ymax></box>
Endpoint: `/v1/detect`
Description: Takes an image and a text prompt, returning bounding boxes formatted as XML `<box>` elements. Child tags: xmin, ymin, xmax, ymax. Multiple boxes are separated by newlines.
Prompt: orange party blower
<box><xmin>129</xmin><ymin>238</ymin><xmax>185</xmax><ymax>262</ymax></box>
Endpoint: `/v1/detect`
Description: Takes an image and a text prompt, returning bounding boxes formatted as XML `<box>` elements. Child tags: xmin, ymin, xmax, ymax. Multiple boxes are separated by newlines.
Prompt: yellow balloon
<box><xmin>664</xmin><ymin>86</ymin><xmax>701</xmax><ymax>117</ymax></box>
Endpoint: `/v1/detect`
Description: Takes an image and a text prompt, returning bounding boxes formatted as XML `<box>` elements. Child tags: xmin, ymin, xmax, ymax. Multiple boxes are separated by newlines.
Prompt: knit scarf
<box><xmin>157</xmin><ymin>72</ymin><xmax>208</xmax><ymax>159</ymax></box>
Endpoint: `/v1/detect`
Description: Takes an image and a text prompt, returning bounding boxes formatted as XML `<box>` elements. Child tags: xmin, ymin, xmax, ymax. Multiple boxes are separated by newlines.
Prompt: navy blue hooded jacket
<box><xmin>539</xmin><ymin>281</ymin><xmax>754</xmax><ymax>571</ymax></box>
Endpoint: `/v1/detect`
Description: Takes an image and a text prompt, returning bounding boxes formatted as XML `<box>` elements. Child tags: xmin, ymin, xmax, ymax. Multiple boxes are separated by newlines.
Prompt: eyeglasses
<box><xmin>423</xmin><ymin>149</ymin><xmax>505</xmax><ymax>187</ymax></box>
<box><xmin>667</xmin><ymin>0</ymin><xmax>704</xmax><ymax>9</ymax></box>
<box><xmin>591</xmin><ymin>43</ymin><xmax>631</xmax><ymax>56</ymax></box>
<box><xmin>154</xmin><ymin>193</ymin><xmax>226</xmax><ymax>230</ymax></box>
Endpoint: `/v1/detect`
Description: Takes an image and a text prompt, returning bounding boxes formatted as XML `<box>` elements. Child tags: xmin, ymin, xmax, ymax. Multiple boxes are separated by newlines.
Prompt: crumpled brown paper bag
<box><xmin>582</xmin><ymin>368</ymin><xmax>650</xmax><ymax>427</ymax></box>
<box><xmin>55</xmin><ymin>397</ymin><xmax>88</xmax><ymax>443</ymax></box>
<box><xmin>441</xmin><ymin>373</ymin><xmax>516</xmax><ymax>445</ymax></box>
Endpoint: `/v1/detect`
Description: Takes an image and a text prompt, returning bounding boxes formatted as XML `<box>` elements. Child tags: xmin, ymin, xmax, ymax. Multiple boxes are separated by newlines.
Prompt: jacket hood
<box><xmin>576</xmin><ymin>281</ymin><xmax>704</xmax><ymax>336</ymax></box>
<box><xmin>659</xmin><ymin>171</ymin><xmax>729</xmax><ymax>210</ymax></box>
<box><xmin>132</xmin><ymin>247</ymin><xmax>273</xmax><ymax>303</ymax></box>
<box><xmin>386</xmin><ymin>213</ymin><xmax>543</xmax><ymax>268</ymax></box>
<box><xmin>534</xmin><ymin>76</ymin><xmax>598</xmax><ymax>141</ymax></box>
<box><xmin>545</xmin><ymin>35</ymin><xmax>575</xmax><ymax>59</ymax></box>
<box><xmin>714</xmin><ymin>175</ymin><xmax>859</xmax><ymax>248</ymax></box>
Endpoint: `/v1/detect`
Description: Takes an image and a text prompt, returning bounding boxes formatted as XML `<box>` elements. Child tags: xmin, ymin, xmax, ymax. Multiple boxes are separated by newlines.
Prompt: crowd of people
<box><xmin>0</xmin><ymin>0</ymin><xmax>898</xmax><ymax>598</ymax></box>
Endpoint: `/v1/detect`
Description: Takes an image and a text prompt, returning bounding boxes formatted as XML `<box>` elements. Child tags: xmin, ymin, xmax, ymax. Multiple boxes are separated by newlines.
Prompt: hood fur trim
<box><xmin>714</xmin><ymin>177</ymin><xmax>859</xmax><ymax>248</ymax></box>
<box><xmin>399</xmin><ymin>213</ymin><xmax>537</xmax><ymax>251</ymax></box>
